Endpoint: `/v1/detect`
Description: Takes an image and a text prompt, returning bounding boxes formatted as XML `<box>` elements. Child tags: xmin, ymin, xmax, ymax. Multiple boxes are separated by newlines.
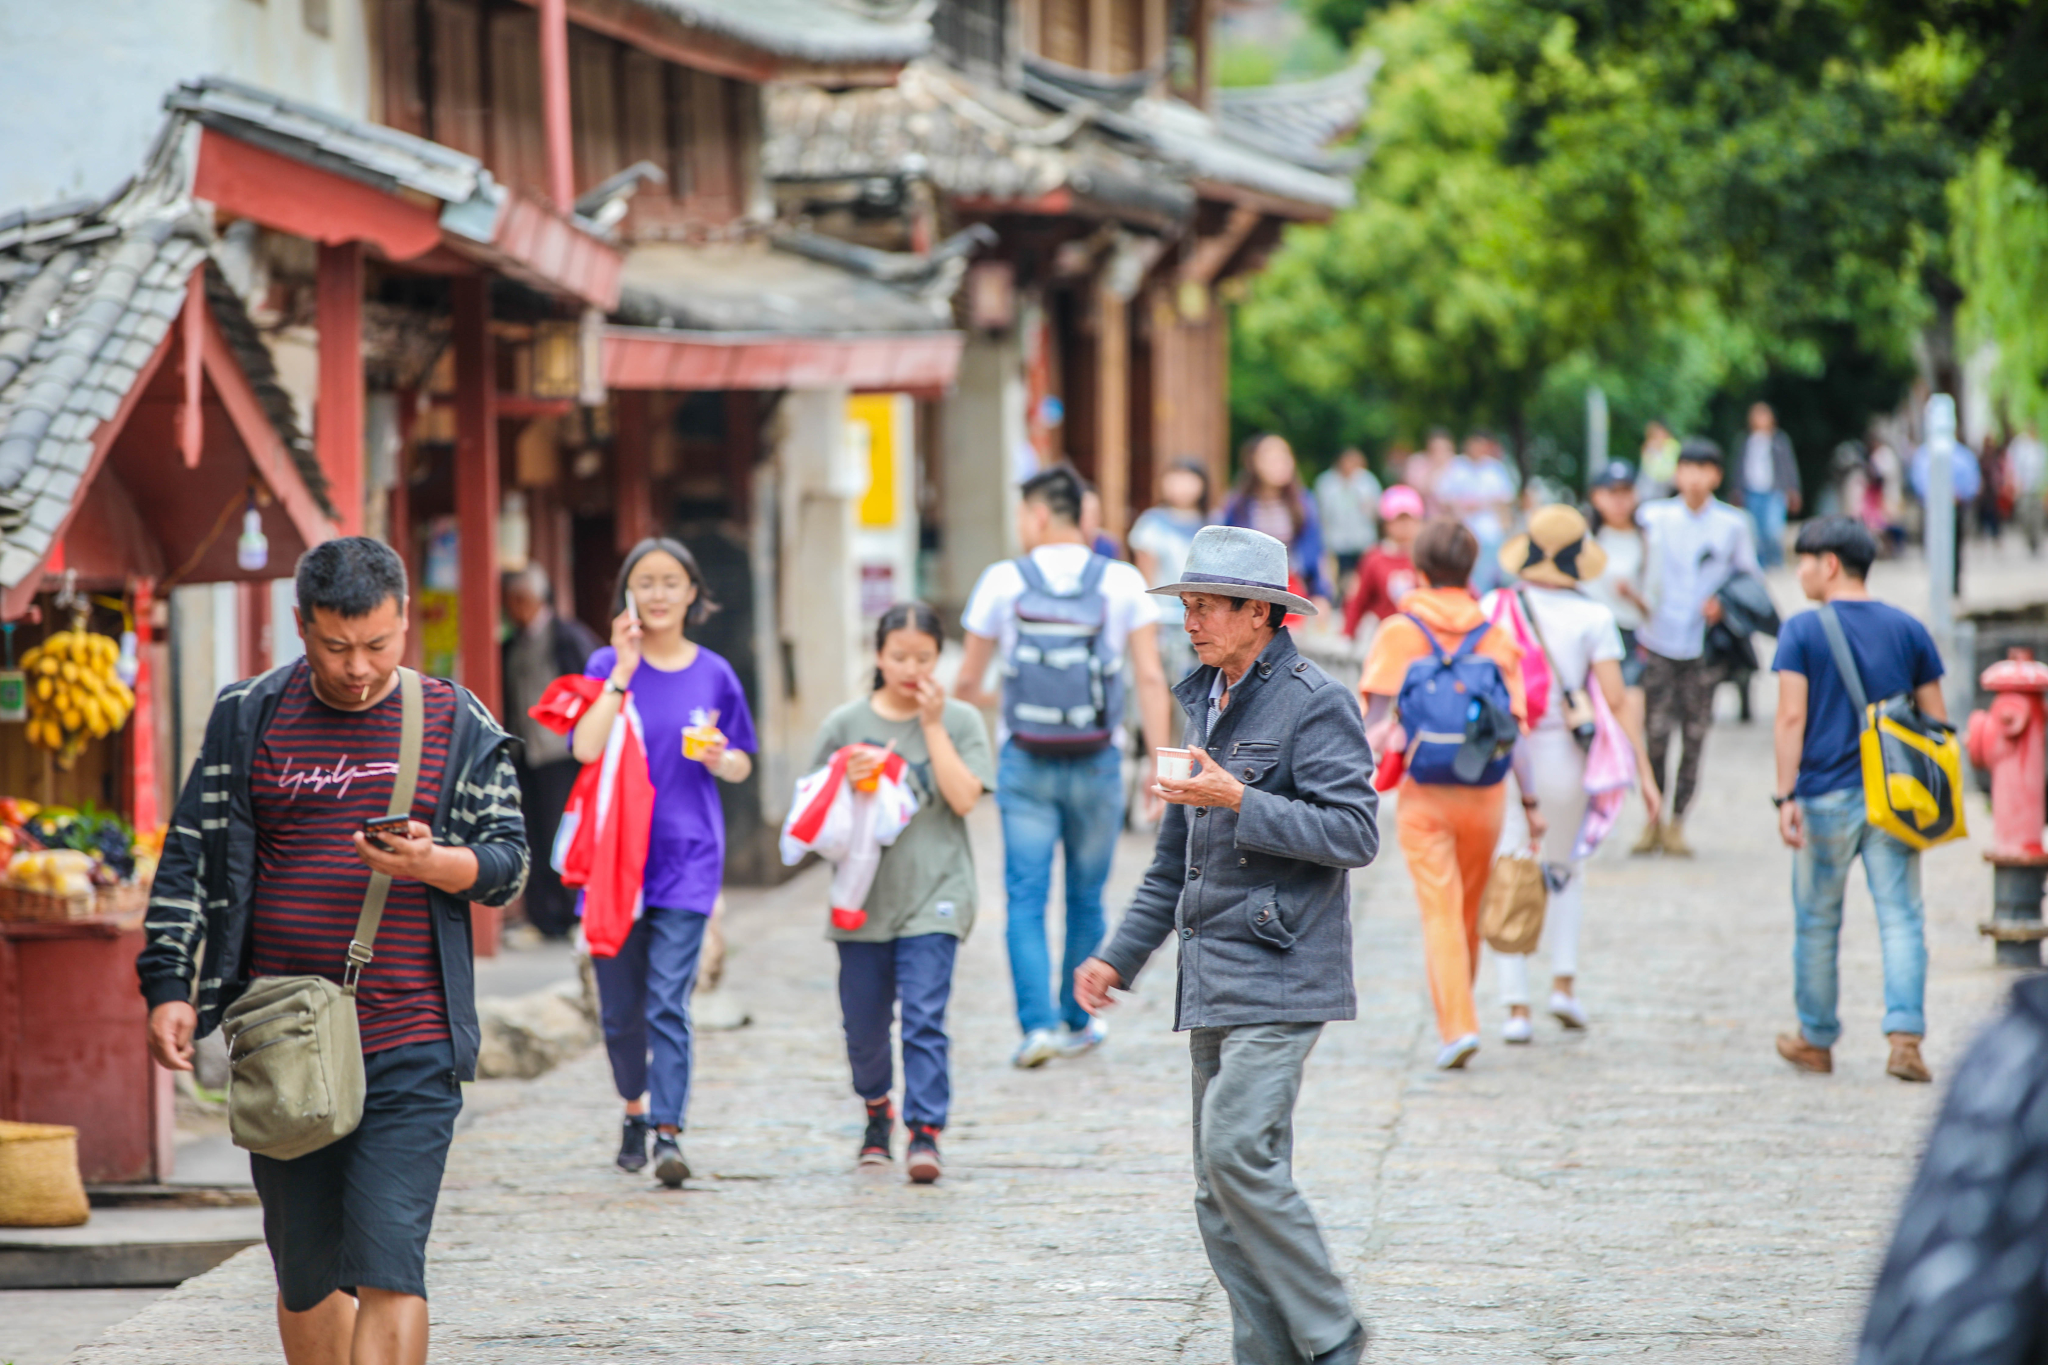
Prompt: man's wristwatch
<box><xmin>1771</xmin><ymin>793</ymin><xmax>1792</xmax><ymax>809</ymax></box>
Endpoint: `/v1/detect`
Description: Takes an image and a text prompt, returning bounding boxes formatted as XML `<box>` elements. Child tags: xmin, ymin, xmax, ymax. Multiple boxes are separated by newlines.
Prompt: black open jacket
<box><xmin>136</xmin><ymin>663</ymin><xmax>529</xmax><ymax>1080</ymax></box>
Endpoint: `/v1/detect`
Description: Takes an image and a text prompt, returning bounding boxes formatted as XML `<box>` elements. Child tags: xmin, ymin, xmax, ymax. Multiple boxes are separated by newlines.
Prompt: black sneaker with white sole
<box><xmin>905</xmin><ymin>1123</ymin><xmax>942</xmax><ymax>1185</ymax></box>
<box><xmin>858</xmin><ymin>1099</ymin><xmax>894</xmax><ymax>1167</ymax></box>
<box><xmin>617</xmin><ymin>1114</ymin><xmax>652</xmax><ymax>1173</ymax></box>
<box><xmin>652</xmin><ymin>1133</ymin><xmax>690</xmax><ymax>1188</ymax></box>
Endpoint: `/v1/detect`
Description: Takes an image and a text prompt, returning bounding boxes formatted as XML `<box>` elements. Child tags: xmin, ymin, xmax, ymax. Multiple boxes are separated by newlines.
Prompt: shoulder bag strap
<box><xmin>1814</xmin><ymin>606</ymin><xmax>1870</xmax><ymax>718</ymax></box>
<box><xmin>1514</xmin><ymin>588</ymin><xmax>1581</xmax><ymax>690</ymax></box>
<box><xmin>343</xmin><ymin>668</ymin><xmax>425</xmax><ymax>996</ymax></box>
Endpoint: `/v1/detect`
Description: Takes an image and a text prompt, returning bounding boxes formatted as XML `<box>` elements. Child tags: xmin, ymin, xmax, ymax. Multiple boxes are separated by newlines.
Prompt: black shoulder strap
<box><xmin>343</xmin><ymin>668</ymin><xmax>425</xmax><ymax>996</ymax></box>
<box><xmin>1815</xmin><ymin>606</ymin><xmax>1869</xmax><ymax>717</ymax></box>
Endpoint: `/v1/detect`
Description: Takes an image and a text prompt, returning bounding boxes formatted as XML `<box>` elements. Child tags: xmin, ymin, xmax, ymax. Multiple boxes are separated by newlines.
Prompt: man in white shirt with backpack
<box><xmin>957</xmin><ymin>466</ymin><xmax>1173</xmax><ymax>1068</ymax></box>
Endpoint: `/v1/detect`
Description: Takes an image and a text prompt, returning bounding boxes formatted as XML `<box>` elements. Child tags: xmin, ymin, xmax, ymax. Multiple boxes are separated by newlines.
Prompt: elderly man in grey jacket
<box><xmin>1077</xmin><ymin>525</ymin><xmax>1378</xmax><ymax>1365</ymax></box>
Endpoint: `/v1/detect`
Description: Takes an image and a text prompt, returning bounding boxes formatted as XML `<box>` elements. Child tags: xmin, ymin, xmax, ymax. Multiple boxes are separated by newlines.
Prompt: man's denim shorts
<box><xmin>249</xmin><ymin>1038</ymin><xmax>463</xmax><ymax>1312</ymax></box>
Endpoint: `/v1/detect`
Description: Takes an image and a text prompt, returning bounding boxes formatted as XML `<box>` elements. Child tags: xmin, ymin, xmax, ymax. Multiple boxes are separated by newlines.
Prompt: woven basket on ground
<box><xmin>0</xmin><ymin>1120</ymin><xmax>91</xmax><ymax>1226</ymax></box>
<box><xmin>0</xmin><ymin>879</ymin><xmax>149</xmax><ymax>923</ymax></box>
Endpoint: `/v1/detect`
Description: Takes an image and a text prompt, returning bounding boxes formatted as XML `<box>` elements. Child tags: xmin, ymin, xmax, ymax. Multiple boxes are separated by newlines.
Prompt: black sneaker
<box><xmin>652</xmin><ymin>1133</ymin><xmax>690</xmax><ymax>1188</ymax></box>
<box><xmin>905</xmin><ymin>1123</ymin><xmax>942</xmax><ymax>1185</ymax></box>
<box><xmin>617</xmin><ymin>1114</ymin><xmax>652</xmax><ymax>1173</ymax></box>
<box><xmin>859</xmin><ymin>1099</ymin><xmax>894</xmax><ymax>1167</ymax></box>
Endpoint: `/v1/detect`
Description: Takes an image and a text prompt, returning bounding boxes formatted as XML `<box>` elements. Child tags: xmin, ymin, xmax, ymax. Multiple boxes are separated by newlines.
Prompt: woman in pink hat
<box><xmin>1342</xmin><ymin>484</ymin><xmax>1426</xmax><ymax>639</ymax></box>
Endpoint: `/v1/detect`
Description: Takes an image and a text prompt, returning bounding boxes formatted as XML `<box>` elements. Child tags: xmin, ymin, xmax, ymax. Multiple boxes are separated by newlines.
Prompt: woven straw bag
<box><xmin>0</xmin><ymin>1120</ymin><xmax>90</xmax><ymax>1226</ymax></box>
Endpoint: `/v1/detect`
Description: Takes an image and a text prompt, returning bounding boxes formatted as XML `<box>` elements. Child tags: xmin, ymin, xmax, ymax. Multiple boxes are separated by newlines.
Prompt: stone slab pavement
<box><xmin>61</xmin><ymin>545</ymin><xmax>2039</xmax><ymax>1364</ymax></box>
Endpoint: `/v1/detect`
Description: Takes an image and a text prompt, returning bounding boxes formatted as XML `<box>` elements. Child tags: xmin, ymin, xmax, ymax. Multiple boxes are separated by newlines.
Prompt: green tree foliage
<box><xmin>1951</xmin><ymin>147</ymin><xmax>2048</xmax><ymax>430</ymax></box>
<box><xmin>1235</xmin><ymin>0</ymin><xmax>1956</xmax><ymax>488</ymax></box>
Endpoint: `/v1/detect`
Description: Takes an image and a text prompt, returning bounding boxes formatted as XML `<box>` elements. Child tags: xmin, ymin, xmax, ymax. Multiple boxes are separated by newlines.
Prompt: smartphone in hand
<box><xmin>361</xmin><ymin>815</ymin><xmax>412</xmax><ymax>852</ymax></box>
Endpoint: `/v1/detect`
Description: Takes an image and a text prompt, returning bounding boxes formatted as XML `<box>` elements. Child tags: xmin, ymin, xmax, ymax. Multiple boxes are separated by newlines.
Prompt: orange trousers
<box><xmin>1395</xmin><ymin>780</ymin><xmax>1507</xmax><ymax>1043</ymax></box>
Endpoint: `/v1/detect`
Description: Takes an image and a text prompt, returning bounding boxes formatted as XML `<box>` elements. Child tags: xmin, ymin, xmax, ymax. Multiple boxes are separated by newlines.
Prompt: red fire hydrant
<box><xmin>1967</xmin><ymin>650</ymin><xmax>2048</xmax><ymax>965</ymax></box>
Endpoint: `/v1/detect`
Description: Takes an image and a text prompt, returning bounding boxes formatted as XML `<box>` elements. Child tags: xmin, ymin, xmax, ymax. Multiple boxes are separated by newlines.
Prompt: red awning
<box><xmin>603</xmin><ymin>327</ymin><xmax>963</xmax><ymax>395</ymax></box>
<box><xmin>193</xmin><ymin>129</ymin><xmax>621</xmax><ymax>310</ymax></box>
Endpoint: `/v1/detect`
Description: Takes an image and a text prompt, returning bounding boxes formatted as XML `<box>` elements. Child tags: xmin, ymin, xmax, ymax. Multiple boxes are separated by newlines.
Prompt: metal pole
<box><xmin>1586</xmin><ymin>385</ymin><xmax>1608</xmax><ymax>491</ymax></box>
<box><xmin>1926</xmin><ymin>393</ymin><xmax>1957</xmax><ymax>662</ymax></box>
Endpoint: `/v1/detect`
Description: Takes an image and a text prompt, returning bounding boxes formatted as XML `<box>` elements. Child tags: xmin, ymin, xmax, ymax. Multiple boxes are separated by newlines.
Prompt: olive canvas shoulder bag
<box><xmin>220</xmin><ymin>668</ymin><xmax>424</xmax><ymax>1161</ymax></box>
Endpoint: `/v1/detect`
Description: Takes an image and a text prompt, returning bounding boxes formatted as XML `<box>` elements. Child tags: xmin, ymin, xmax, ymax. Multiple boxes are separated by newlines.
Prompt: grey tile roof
<box><xmin>0</xmin><ymin>139</ymin><xmax>330</xmax><ymax>590</ymax></box>
<box><xmin>627</xmin><ymin>0</ymin><xmax>928</xmax><ymax>67</ymax></box>
<box><xmin>1215</xmin><ymin>54</ymin><xmax>1377</xmax><ymax>174</ymax></box>
<box><xmin>167</xmin><ymin>77</ymin><xmax>510</xmax><ymax>242</ymax></box>
<box><xmin>615</xmin><ymin>238</ymin><xmax>953</xmax><ymax>335</ymax></box>
<box><xmin>1018</xmin><ymin>62</ymin><xmax>1355</xmax><ymax>211</ymax></box>
<box><xmin>764</xmin><ymin>64</ymin><xmax>1194</xmax><ymax>223</ymax></box>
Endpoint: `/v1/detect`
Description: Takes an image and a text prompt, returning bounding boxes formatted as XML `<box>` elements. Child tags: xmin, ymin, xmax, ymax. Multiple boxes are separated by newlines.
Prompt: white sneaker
<box><xmin>1435</xmin><ymin>1034</ymin><xmax>1480</xmax><ymax>1070</ymax></box>
<box><xmin>1550</xmin><ymin>992</ymin><xmax>1588</xmax><ymax>1030</ymax></box>
<box><xmin>1012</xmin><ymin>1028</ymin><xmax>1062</xmax><ymax>1069</ymax></box>
<box><xmin>1502</xmin><ymin>1015</ymin><xmax>1533</xmax><ymax>1045</ymax></box>
<box><xmin>1057</xmin><ymin>1017</ymin><xmax>1108</xmax><ymax>1058</ymax></box>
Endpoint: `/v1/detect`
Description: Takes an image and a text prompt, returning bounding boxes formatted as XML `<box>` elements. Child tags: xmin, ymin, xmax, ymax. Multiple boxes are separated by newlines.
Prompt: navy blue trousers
<box><xmin>592</xmin><ymin>905</ymin><xmax>708</xmax><ymax>1130</ymax></box>
<box><xmin>837</xmin><ymin>933</ymin><xmax>958</xmax><ymax>1129</ymax></box>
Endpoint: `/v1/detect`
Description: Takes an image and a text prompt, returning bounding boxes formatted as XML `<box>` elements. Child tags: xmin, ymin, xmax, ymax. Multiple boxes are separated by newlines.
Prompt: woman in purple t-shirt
<box><xmin>572</xmin><ymin>537</ymin><xmax>757</xmax><ymax>1187</ymax></box>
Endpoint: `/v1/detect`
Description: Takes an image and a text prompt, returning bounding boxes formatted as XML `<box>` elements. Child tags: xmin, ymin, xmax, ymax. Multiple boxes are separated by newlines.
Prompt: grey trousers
<box><xmin>1191</xmin><ymin>1022</ymin><xmax>1359</xmax><ymax>1364</ymax></box>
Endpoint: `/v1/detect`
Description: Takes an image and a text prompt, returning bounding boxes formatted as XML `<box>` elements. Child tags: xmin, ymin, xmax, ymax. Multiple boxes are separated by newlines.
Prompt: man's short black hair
<box><xmin>296</xmin><ymin>536</ymin><xmax>408</xmax><ymax>619</ymax></box>
<box><xmin>1794</xmin><ymin>516</ymin><xmax>1878</xmax><ymax>579</ymax></box>
<box><xmin>1676</xmin><ymin>438</ymin><xmax>1724</xmax><ymax>468</ymax></box>
<box><xmin>1226</xmin><ymin>596</ymin><xmax>1288</xmax><ymax>629</ymax></box>
<box><xmin>1414</xmin><ymin>518</ymin><xmax>1479</xmax><ymax>587</ymax></box>
<box><xmin>1020</xmin><ymin>465</ymin><xmax>1084</xmax><ymax>525</ymax></box>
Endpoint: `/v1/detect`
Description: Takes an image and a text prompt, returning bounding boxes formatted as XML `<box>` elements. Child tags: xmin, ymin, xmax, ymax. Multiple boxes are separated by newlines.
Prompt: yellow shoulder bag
<box><xmin>1816</xmin><ymin>605</ymin><xmax>1966</xmax><ymax>850</ymax></box>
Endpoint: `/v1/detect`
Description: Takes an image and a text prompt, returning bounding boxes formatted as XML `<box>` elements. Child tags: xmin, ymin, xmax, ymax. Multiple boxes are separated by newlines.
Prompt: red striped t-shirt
<box><xmin>248</xmin><ymin>662</ymin><xmax>457</xmax><ymax>1053</ymax></box>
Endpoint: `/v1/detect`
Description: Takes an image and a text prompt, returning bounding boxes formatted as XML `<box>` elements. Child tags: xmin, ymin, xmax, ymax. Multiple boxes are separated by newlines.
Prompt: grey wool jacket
<box><xmin>1098</xmin><ymin>629</ymin><xmax>1379</xmax><ymax>1029</ymax></box>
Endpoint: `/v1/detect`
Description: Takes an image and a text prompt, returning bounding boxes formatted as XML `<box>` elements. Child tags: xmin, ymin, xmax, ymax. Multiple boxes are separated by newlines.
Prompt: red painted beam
<box><xmin>316</xmin><ymin>242</ymin><xmax>365</xmax><ymax>535</ymax></box>
<box><xmin>602</xmin><ymin>328</ymin><xmax>965</xmax><ymax>393</ymax></box>
<box><xmin>199</xmin><ymin>302</ymin><xmax>339</xmax><ymax>554</ymax></box>
<box><xmin>541</xmin><ymin>0</ymin><xmax>576</xmax><ymax>213</ymax></box>
<box><xmin>194</xmin><ymin>129</ymin><xmax>443</xmax><ymax>260</ymax></box>
<box><xmin>452</xmin><ymin>277</ymin><xmax>502</xmax><ymax>718</ymax></box>
<box><xmin>179</xmin><ymin>274</ymin><xmax>205</xmax><ymax>468</ymax></box>
<box><xmin>613</xmin><ymin>390</ymin><xmax>655</xmax><ymax>554</ymax></box>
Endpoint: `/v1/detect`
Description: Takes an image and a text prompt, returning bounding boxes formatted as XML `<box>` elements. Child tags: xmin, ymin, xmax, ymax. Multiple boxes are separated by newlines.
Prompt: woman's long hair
<box><xmin>1230</xmin><ymin>433</ymin><xmax>1307</xmax><ymax>539</ymax></box>
<box><xmin>613</xmin><ymin>537</ymin><xmax>718</xmax><ymax>629</ymax></box>
<box><xmin>872</xmin><ymin>601</ymin><xmax>945</xmax><ymax>691</ymax></box>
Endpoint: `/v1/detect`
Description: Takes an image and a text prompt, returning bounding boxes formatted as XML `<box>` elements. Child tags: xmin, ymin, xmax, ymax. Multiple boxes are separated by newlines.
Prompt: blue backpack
<box><xmin>1001</xmin><ymin>553</ymin><xmax>1125</xmax><ymax>755</ymax></box>
<box><xmin>1395</xmin><ymin>615</ymin><xmax>1519</xmax><ymax>786</ymax></box>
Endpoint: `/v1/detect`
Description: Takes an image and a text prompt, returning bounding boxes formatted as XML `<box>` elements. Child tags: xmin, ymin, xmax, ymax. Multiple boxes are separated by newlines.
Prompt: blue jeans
<box><xmin>1747</xmin><ymin>487</ymin><xmax>1788</xmax><ymax>568</ymax></box>
<box><xmin>592</xmin><ymin>905</ymin><xmax>709</xmax><ymax>1129</ymax></box>
<box><xmin>838</xmin><ymin>934</ymin><xmax>959</xmax><ymax>1128</ymax></box>
<box><xmin>996</xmin><ymin>741</ymin><xmax>1125</xmax><ymax>1035</ymax></box>
<box><xmin>1792</xmin><ymin>788</ymin><xmax>1927</xmax><ymax>1046</ymax></box>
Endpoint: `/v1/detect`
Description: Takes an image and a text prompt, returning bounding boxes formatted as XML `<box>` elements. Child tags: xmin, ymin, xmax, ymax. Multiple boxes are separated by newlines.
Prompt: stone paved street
<box><xmin>67</xmin><ymin>557</ymin><xmax>2033</xmax><ymax>1364</ymax></box>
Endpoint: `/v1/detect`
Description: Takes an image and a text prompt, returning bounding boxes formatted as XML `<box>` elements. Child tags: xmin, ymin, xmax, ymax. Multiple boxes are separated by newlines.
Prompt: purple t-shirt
<box><xmin>585</xmin><ymin>645</ymin><xmax>757</xmax><ymax>914</ymax></box>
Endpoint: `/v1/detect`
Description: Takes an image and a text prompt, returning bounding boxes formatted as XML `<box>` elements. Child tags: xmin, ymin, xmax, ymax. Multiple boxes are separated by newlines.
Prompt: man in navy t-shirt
<box><xmin>1770</xmin><ymin>517</ymin><xmax>1945</xmax><ymax>1085</ymax></box>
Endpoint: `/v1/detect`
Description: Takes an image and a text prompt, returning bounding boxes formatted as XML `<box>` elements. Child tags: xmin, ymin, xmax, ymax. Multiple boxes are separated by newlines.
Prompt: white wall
<box><xmin>0</xmin><ymin>0</ymin><xmax>372</xmax><ymax>208</ymax></box>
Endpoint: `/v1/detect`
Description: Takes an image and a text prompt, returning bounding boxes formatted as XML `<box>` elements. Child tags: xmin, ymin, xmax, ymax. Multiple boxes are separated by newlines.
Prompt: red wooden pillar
<box><xmin>613</xmin><ymin>390</ymin><xmax>654</xmax><ymax>554</ymax></box>
<box><xmin>316</xmin><ymin>242</ymin><xmax>365</xmax><ymax>535</ymax></box>
<box><xmin>540</xmin><ymin>0</ymin><xmax>575</xmax><ymax>213</ymax></box>
<box><xmin>452</xmin><ymin>277</ymin><xmax>501</xmax><ymax>720</ymax></box>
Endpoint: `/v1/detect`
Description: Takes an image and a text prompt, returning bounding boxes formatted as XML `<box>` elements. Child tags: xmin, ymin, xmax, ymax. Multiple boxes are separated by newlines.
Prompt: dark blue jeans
<box><xmin>592</xmin><ymin>905</ymin><xmax>708</xmax><ymax>1129</ymax></box>
<box><xmin>996</xmin><ymin>741</ymin><xmax>1124</xmax><ymax>1035</ymax></box>
<box><xmin>838</xmin><ymin>933</ymin><xmax>959</xmax><ymax>1128</ymax></box>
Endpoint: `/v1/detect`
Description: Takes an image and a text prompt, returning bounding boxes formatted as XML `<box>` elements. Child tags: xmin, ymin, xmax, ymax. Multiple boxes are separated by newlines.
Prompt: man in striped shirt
<box><xmin>141</xmin><ymin>537</ymin><xmax>527</xmax><ymax>1365</ymax></box>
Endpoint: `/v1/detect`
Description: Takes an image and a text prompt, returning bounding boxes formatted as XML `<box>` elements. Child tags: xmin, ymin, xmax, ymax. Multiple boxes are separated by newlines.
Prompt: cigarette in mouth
<box><xmin>359</xmin><ymin>683</ymin><xmax>371</xmax><ymax>701</ymax></box>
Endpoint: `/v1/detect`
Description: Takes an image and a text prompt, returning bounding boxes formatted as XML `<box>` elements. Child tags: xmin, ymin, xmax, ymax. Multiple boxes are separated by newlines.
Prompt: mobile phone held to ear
<box><xmin>361</xmin><ymin>815</ymin><xmax>413</xmax><ymax>852</ymax></box>
<box><xmin>623</xmin><ymin>588</ymin><xmax>640</xmax><ymax>625</ymax></box>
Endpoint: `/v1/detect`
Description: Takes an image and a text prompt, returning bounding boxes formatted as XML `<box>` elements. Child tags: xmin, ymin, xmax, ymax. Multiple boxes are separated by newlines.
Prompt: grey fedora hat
<box><xmin>1148</xmin><ymin>525</ymin><xmax>1319</xmax><ymax>616</ymax></box>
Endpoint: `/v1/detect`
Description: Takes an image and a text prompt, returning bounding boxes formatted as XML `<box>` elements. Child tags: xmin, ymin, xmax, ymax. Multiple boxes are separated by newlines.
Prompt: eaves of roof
<box><xmin>619</xmin><ymin>0</ymin><xmax>930</xmax><ymax>67</ymax></box>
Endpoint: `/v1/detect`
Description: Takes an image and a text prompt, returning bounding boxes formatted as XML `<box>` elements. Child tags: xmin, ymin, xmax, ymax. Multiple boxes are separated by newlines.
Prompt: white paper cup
<box><xmin>1155</xmin><ymin>748</ymin><xmax>1193</xmax><ymax>782</ymax></box>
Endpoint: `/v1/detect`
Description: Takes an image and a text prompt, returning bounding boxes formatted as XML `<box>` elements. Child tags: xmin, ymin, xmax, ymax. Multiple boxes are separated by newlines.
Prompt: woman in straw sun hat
<box><xmin>1482</xmin><ymin>504</ymin><xmax>1661</xmax><ymax>1044</ymax></box>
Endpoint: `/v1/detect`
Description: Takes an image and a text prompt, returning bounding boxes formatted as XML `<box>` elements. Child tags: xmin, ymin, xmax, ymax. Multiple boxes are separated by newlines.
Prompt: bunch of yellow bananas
<box><xmin>21</xmin><ymin>630</ymin><xmax>134</xmax><ymax>766</ymax></box>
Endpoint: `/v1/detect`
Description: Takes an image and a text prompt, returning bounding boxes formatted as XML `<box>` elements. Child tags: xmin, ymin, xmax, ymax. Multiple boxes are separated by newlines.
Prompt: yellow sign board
<box><xmin>850</xmin><ymin>394</ymin><xmax>900</xmax><ymax>529</ymax></box>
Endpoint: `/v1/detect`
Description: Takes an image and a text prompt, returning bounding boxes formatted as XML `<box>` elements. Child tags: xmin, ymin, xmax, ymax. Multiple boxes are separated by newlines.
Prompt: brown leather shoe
<box><xmin>1660</xmin><ymin>819</ymin><xmax>1695</xmax><ymax>858</ymax></box>
<box><xmin>1887</xmin><ymin>1033</ymin><xmax>1932</xmax><ymax>1083</ymax></box>
<box><xmin>1776</xmin><ymin>1032</ymin><xmax>1833</xmax><ymax>1074</ymax></box>
<box><xmin>1630</xmin><ymin>820</ymin><xmax>1664</xmax><ymax>856</ymax></box>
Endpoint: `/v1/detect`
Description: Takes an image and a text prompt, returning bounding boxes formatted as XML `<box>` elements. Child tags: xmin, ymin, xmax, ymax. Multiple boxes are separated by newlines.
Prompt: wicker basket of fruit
<box><xmin>0</xmin><ymin>805</ymin><xmax>155</xmax><ymax>924</ymax></box>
